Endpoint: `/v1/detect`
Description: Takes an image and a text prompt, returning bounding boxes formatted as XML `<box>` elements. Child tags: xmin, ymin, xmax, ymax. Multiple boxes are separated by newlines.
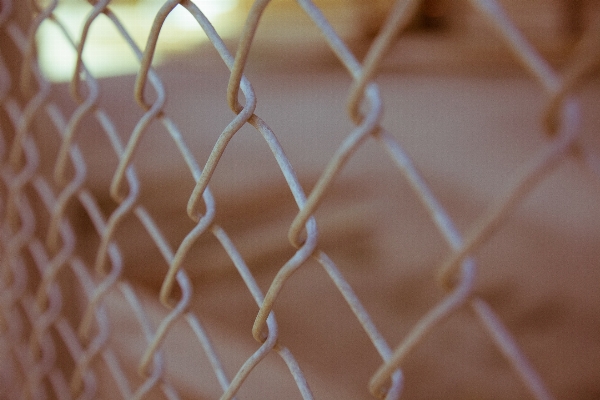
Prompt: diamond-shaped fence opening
<box><xmin>0</xmin><ymin>0</ymin><xmax>599</xmax><ymax>399</ymax></box>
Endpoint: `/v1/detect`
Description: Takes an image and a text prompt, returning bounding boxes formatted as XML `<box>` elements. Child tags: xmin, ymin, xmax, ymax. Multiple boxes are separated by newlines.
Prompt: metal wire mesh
<box><xmin>0</xmin><ymin>0</ymin><xmax>599</xmax><ymax>399</ymax></box>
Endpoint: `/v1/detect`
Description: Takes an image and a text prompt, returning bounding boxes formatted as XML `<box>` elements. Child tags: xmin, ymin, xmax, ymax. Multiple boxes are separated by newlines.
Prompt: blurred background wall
<box><xmin>38</xmin><ymin>0</ymin><xmax>600</xmax><ymax>81</ymax></box>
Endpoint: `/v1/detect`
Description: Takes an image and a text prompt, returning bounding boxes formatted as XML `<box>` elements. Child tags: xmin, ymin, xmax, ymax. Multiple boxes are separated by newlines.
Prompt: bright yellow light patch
<box><xmin>37</xmin><ymin>0</ymin><xmax>239</xmax><ymax>82</ymax></box>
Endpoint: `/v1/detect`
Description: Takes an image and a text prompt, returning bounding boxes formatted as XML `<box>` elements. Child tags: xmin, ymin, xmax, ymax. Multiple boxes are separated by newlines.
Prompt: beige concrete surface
<box><xmin>47</xmin><ymin>52</ymin><xmax>600</xmax><ymax>399</ymax></box>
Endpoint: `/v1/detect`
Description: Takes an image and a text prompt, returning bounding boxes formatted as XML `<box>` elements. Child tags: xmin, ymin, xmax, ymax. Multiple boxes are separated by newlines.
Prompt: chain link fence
<box><xmin>0</xmin><ymin>0</ymin><xmax>599</xmax><ymax>399</ymax></box>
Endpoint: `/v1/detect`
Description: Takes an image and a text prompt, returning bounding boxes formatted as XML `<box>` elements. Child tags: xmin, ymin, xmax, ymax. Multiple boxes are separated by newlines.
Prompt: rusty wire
<box><xmin>0</xmin><ymin>0</ymin><xmax>599</xmax><ymax>399</ymax></box>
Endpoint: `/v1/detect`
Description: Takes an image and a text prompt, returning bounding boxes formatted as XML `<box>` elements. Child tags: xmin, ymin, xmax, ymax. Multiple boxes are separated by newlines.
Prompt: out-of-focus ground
<box><xmin>33</xmin><ymin>1</ymin><xmax>600</xmax><ymax>399</ymax></box>
<box><xmin>85</xmin><ymin>62</ymin><xmax>600</xmax><ymax>400</ymax></box>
